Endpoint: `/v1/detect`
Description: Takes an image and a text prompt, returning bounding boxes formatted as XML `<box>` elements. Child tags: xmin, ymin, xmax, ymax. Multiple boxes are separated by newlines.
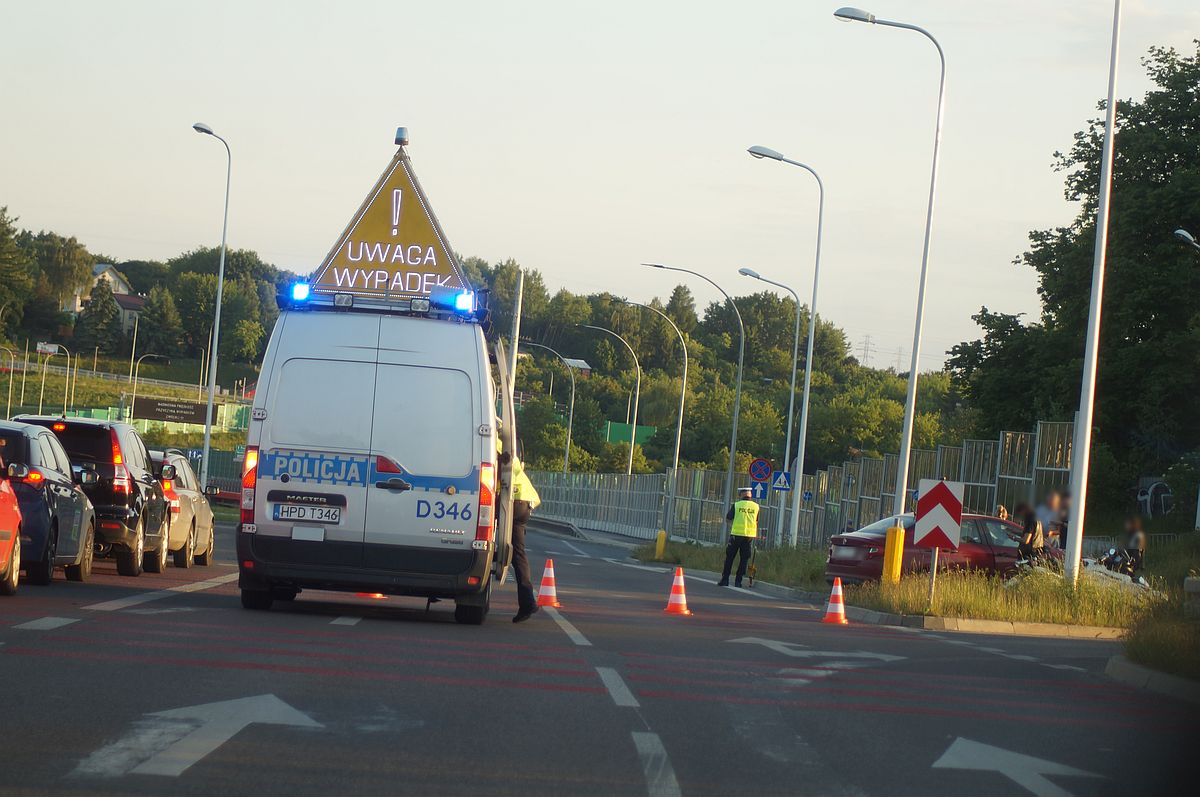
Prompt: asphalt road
<box><xmin>0</xmin><ymin>522</ymin><xmax>1190</xmax><ymax>796</ymax></box>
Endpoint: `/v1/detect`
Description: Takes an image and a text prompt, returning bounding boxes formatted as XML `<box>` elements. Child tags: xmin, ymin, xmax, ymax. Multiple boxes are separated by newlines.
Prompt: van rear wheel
<box><xmin>241</xmin><ymin>589</ymin><xmax>274</xmax><ymax>611</ymax></box>
<box><xmin>453</xmin><ymin>579</ymin><xmax>491</xmax><ymax>625</ymax></box>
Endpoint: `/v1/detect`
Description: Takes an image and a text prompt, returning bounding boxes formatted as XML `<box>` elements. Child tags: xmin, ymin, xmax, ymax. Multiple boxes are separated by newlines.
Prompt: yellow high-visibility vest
<box><xmin>511</xmin><ymin>455</ymin><xmax>541</xmax><ymax>509</ymax></box>
<box><xmin>730</xmin><ymin>500</ymin><xmax>759</xmax><ymax>538</ymax></box>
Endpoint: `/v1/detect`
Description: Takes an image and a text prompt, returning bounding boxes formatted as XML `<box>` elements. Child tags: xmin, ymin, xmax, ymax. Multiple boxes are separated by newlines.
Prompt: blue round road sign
<box><xmin>748</xmin><ymin>457</ymin><xmax>772</xmax><ymax>483</ymax></box>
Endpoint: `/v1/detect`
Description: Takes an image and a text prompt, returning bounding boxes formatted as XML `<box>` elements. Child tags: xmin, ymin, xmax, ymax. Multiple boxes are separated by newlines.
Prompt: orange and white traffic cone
<box><xmin>822</xmin><ymin>577</ymin><xmax>848</xmax><ymax>625</ymax></box>
<box><xmin>537</xmin><ymin>559</ymin><xmax>561</xmax><ymax>608</ymax></box>
<box><xmin>663</xmin><ymin>567</ymin><xmax>692</xmax><ymax>616</ymax></box>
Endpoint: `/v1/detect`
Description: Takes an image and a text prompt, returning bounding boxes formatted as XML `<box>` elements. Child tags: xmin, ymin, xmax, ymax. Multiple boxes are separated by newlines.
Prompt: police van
<box><xmin>235</xmin><ymin>131</ymin><xmax>516</xmax><ymax>624</ymax></box>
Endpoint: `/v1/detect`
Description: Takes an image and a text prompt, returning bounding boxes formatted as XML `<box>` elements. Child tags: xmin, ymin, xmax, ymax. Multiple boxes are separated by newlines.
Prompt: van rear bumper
<box><xmin>236</xmin><ymin>529</ymin><xmax>491</xmax><ymax>598</ymax></box>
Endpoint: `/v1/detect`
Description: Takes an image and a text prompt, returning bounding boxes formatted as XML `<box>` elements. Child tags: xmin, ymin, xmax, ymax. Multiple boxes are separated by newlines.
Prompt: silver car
<box><xmin>151</xmin><ymin>449</ymin><xmax>217</xmax><ymax>567</ymax></box>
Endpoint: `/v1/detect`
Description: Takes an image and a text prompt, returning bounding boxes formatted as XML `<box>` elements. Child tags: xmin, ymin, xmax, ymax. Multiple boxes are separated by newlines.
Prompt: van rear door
<box><xmin>364</xmin><ymin>316</ymin><xmax>481</xmax><ymax>552</ymax></box>
<box><xmin>254</xmin><ymin>313</ymin><xmax>380</xmax><ymax>547</ymax></box>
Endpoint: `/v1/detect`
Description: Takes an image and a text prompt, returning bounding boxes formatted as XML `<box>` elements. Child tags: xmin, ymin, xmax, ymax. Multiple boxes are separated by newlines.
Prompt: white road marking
<box><xmin>1000</xmin><ymin>653</ymin><xmax>1040</xmax><ymax>662</ymax></box>
<box><xmin>938</xmin><ymin>639</ymin><xmax>977</xmax><ymax>646</ymax></box>
<box><xmin>1043</xmin><ymin>663</ymin><xmax>1087</xmax><ymax>673</ymax></box>
<box><xmin>83</xmin><ymin>572</ymin><xmax>241</xmax><ymax>612</ymax></box>
<box><xmin>545</xmin><ymin>607</ymin><xmax>591</xmax><ymax>646</ymax></box>
<box><xmin>595</xmin><ymin>667</ymin><xmax>640</xmax><ymax>707</ymax></box>
<box><xmin>562</xmin><ymin>540</ymin><xmax>591</xmax><ymax>558</ymax></box>
<box><xmin>133</xmin><ymin>695</ymin><xmax>321</xmax><ymax>777</ymax></box>
<box><xmin>727</xmin><ymin>586</ymin><xmax>772</xmax><ymax>599</ymax></box>
<box><xmin>73</xmin><ymin>695</ymin><xmax>321</xmax><ymax>779</ymax></box>
<box><xmin>631</xmin><ymin>732</ymin><xmax>682</xmax><ymax>797</ymax></box>
<box><xmin>602</xmin><ymin>558</ymin><xmax>670</xmax><ymax>573</ymax></box>
<box><xmin>729</xmin><ymin>637</ymin><xmax>905</xmax><ymax>662</ymax></box>
<box><xmin>330</xmin><ymin>616</ymin><xmax>361</xmax><ymax>626</ymax></box>
<box><xmin>14</xmin><ymin>616</ymin><xmax>79</xmax><ymax>631</ymax></box>
<box><xmin>932</xmin><ymin>737</ymin><xmax>1102</xmax><ymax>797</ymax></box>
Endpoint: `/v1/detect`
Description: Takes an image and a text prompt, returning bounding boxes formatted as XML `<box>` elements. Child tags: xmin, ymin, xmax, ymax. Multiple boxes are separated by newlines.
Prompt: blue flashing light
<box><xmin>454</xmin><ymin>291</ymin><xmax>475</xmax><ymax>313</ymax></box>
<box><xmin>291</xmin><ymin>283</ymin><xmax>311</xmax><ymax>302</ymax></box>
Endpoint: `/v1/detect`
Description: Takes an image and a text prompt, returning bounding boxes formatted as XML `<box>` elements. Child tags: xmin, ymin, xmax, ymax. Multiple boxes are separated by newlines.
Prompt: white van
<box><xmin>236</xmin><ymin>291</ymin><xmax>515</xmax><ymax>624</ymax></box>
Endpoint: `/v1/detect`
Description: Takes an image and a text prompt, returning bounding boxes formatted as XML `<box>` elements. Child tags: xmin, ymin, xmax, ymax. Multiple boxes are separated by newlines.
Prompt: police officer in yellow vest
<box><xmin>718</xmin><ymin>486</ymin><xmax>759</xmax><ymax>587</ymax></box>
<box><xmin>509</xmin><ymin>445</ymin><xmax>541</xmax><ymax>623</ymax></box>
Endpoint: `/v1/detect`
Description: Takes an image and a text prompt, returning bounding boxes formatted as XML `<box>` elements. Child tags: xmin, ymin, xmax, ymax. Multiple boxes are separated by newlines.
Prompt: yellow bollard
<box><xmin>655</xmin><ymin>529</ymin><xmax>668</xmax><ymax>560</ymax></box>
<box><xmin>882</xmin><ymin>525</ymin><xmax>905</xmax><ymax>585</ymax></box>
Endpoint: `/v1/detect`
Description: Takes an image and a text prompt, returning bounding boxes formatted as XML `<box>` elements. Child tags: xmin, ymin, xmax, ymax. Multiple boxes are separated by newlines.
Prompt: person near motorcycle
<box><xmin>1015</xmin><ymin>503</ymin><xmax>1044</xmax><ymax>563</ymax></box>
<box><xmin>1123</xmin><ymin>515</ymin><xmax>1147</xmax><ymax>574</ymax></box>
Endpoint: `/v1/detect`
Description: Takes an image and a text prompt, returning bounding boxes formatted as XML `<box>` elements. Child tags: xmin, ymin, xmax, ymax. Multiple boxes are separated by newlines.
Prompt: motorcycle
<box><xmin>1093</xmin><ymin>547</ymin><xmax>1149</xmax><ymax>587</ymax></box>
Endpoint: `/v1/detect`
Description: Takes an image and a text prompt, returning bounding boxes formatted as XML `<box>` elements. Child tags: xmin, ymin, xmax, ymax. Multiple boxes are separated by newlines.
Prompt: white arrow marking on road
<box><xmin>603</xmin><ymin>558</ymin><xmax>670</xmax><ymax>573</ymax></box>
<box><xmin>128</xmin><ymin>695</ymin><xmax>322</xmax><ymax>777</ymax></box>
<box><xmin>728</xmin><ymin>637</ymin><xmax>905</xmax><ymax>662</ymax></box>
<box><xmin>932</xmin><ymin>737</ymin><xmax>1102</xmax><ymax>797</ymax></box>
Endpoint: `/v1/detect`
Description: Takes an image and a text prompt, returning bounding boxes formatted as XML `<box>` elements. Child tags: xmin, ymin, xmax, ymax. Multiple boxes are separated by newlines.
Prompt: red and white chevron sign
<box><xmin>914</xmin><ymin>479</ymin><xmax>964</xmax><ymax>550</ymax></box>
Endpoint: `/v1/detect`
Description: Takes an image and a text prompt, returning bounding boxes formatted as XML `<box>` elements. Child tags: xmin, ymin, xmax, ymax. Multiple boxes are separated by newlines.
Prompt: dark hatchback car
<box><xmin>16</xmin><ymin>416</ymin><xmax>171</xmax><ymax>577</ymax></box>
<box><xmin>0</xmin><ymin>420</ymin><xmax>97</xmax><ymax>584</ymax></box>
<box><xmin>824</xmin><ymin>513</ymin><xmax>1061</xmax><ymax>585</ymax></box>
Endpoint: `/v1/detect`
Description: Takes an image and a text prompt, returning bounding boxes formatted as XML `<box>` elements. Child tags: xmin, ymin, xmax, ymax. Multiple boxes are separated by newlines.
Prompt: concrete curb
<box><xmin>1105</xmin><ymin>655</ymin><xmax>1200</xmax><ymax>705</ymax></box>
<box><xmin>842</xmin><ymin>605</ymin><xmax>1125</xmax><ymax>639</ymax></box>
<box><xmin>526</xmin><ymin>517</ymin><xmax>587</xmax><ymax>540</ymax></box>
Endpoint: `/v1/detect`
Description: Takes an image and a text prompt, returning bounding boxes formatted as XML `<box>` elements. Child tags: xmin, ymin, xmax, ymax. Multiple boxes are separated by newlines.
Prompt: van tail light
<box><xmin>163</xmin><ymin>479</ymin><xmax>181</xmax><ymax>514</ymax></box>
<box><xmin>241</xmin><ymin>446</ymin><xmax>259</xmax><ymax>525</ymax></box>
<box><xmin>475</xmin><ymin>462</ymin><xmax>495</xmax><ymax>544</ymax></box>
<box><xmin>110</xmin><ymin>430</ymin><xmax>130</xmax><ymax>494</ymax></box>
<box><xmin>23</xmin><ymin>469</ymin><xmax>45</xmax><ymax>486</ymax></box>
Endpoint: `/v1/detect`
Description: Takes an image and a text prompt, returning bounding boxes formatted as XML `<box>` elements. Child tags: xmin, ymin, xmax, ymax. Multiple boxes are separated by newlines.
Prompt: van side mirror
<box><xmin>6</xmin><ymin>463</ymin><xmax>29</xmax><ymax>480</ymax></box>
<box><xmin>160</xmin><ymin>464</ymin><xmax>177</xmax><ymax>481</ymax></box>
<box><xmin>79</xmin><ymin>470</ymin><xmax>100</xmax><ymax>486</ymax></box>
<box><xmin>204</xmin><ymin>484</ymin><xmax>221</xmax><ymax>496</ymax></box>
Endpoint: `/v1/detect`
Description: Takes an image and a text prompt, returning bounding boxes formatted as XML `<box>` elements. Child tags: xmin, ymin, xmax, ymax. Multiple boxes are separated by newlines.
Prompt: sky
<box><xmin>3</xmin><ymin>0</ymin><xmax>1197</xmax><ymax>368</ymax></box>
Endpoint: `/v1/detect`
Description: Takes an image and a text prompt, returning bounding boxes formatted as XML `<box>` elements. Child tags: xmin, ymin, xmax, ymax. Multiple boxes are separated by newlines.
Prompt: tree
<box><xmin>665</xmin><ymin>284</ymin><xmax>697</xmax><ymax>334</ymax></box>
<box><xmin>137</xmin><ymin>285</ymin><xmax>183</xmax><ymax>357</ymax></box>
<box><xmin>25</xmin><ymin>231</ymin><xmax>94</xmax><ymax>304</ymax></box>
<box><xmin>174</xmin><ymin>272</ymin><xmax>216</xmax><ymax>354</ymax></box>
<box><xmin>74</xmin><ymin>277</ymin><xmax>124</xmax><ymax>355</ymax></box>
<box><xmin>949</xmin><ymin>42</ymin><xmax>1200</xmax><ymax>507</ymax></box>
<box><xmin>0</xmin><ymin>208</ymin><xmax>34</xmax><ymax>333</ymax></box>
<box><xmin>225</xmin><ymin>319</ymin><xmax>265</xmax><ymax>362</ymax></box>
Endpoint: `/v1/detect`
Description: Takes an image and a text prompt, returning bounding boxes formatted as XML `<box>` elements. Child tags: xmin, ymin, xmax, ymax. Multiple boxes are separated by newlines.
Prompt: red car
<box><xmin>1</xmin><ymin>455</ymin><xmax>25</xmax><ymax>596</ymax></box>
<box><xmin>824</xmin><ymin>513</ymin><xmax>1059</xmax><ymax>585</ymax></box>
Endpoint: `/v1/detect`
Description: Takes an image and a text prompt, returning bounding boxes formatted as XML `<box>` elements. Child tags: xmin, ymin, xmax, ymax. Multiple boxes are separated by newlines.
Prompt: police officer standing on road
<box><xmin>718</xmin><ymin>486</ymin><xmax>759</xmax><ymax>587</ymax></box>
<box><xmin>509</xmin><ymin>446</ymin><xmax>542</xmax><ymax>623</ymax></box>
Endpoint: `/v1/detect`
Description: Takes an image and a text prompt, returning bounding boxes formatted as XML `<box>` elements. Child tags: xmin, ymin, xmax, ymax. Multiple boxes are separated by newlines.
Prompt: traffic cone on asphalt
<box><xmin>663</xmin><ymin>567</ymin><xmax>692</xmax><ymax>616</ymax></box>
<box><xmin>537</xmin><ymin>559</ymin><xmax>561</xmax><ymax>608</ymax></box>
<box><xmin>822</xmin><ymin>577</ymin><xmax>848</xmax><ymax>625</ymax></box>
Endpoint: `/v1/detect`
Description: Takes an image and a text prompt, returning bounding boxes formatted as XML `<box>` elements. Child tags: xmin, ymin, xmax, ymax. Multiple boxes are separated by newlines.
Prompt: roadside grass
<box><xmin>845</xmin><ymin>568</ymin><xmax>1156</xmax><ymax>628</ymax></box>
<box><xmin>210</xmin><ymin>503</ymin><xmax>240</xmax><ymax>524</ymax></box>
<box><xmin>1124</xmin><ymin>532</ymin><xmax>1200</xmax><ymax>680</ymax></box>
<box><xmin>633</xmin><ymin>539</ymin><xmax>828</xmax><ymax>591</ymax></box>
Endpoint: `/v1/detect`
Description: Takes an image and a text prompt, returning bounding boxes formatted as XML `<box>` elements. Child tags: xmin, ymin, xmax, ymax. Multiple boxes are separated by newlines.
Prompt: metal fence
<box><xmin>531</xmin><ymin>418</ymin><xmax>1099</xmax><ymax>549</ymax></box>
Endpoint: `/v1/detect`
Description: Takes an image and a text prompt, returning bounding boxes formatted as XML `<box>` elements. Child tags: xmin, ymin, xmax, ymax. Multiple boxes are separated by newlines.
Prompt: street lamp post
<box><xmin>1064</xmin><ymin>0</ymin><xmax>1123</xmax><ymax>586</ymax></box>
<box><xmin>739</xmin><ymin>267</ymin><xmax>801</xmax><ymax>547</ymax></box>
<box><xmin>193</xmin><ymin>122</ymin><xmax>232</xmax><ymax>491</ymax></box>
<box><xmin>55</xmin><ymin>344</ymin><xmax>73</xmax><ymax>415</ymax></box>
<box><xmin>1175</xmin><ymin>228</ymin><xmax>1200</xmax><ymax>252</ymax></box>
<box><xmin>37</xmin><ymin>350</ymin><xmax>59</xmax><ymax>415</ymax></box>
<box><xmin>644</xmin><ymin>264</ymin><xmax>745</xmax><ymax>509</ymax></box>
<box><xmin>0</xmin><ymin>346</ymin><xmax>15</xmax><ymax>417</ymax></box>
<box><xmin>746</xmin><ymin>146</ymin><xmax>827</xmax><ymax>547</ymax></box>
<box><xmin>521</xmin><ymin>342</ymin><xmax>577</xmax><ymax>473</ymax></box>
<box><xmin>579</xmin><ymin>324</ymin><xmax>641</xmax><ymax>476</ymax></box>
<box><xmin>622</xmin><ymin>299</ymin><xmax>689</xmax><ymax>534</ymax></box>
<box><xmin>130</xmin><ymin>353</ymin><xmax>167</xmax><ymax>422</ymax></box>
<box><xmin>834</xmin><ymin>6</ymin><xmax>946</xmax><ymax>517</ymax></box>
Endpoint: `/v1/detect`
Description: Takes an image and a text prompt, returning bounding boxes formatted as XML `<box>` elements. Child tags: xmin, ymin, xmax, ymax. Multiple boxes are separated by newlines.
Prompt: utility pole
<box><xmin>508</xmin><ymin>269</ymin><xmax>524</xmax><ymax>400</ymax></box>
<box><xmin>860</xmin><ymin>335</ymin><xmax>873</xmax><ymax>367</ymax></box>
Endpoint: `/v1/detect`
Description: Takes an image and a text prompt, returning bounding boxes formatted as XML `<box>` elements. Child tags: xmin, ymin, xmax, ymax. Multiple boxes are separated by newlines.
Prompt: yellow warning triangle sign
<box><xmin>310</xmin><ymin>148</ymin><xmax>469</xmax><ymax>299</ymax></box>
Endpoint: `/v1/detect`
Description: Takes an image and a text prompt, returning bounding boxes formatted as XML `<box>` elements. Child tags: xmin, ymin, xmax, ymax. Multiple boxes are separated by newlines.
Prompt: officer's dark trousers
<box><xmin>511</xmin><ymin>500</ymin><xmax>536</xmax><ymax>611</ymax></box>
<box><xmin>721</xmin><ymin>535</ymin><xmax>753</xmax><ymax>583</ymax></box>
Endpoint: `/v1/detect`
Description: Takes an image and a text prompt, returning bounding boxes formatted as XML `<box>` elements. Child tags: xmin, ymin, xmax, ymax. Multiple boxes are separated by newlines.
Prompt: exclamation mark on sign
<box><xmin>391</xmin><ymin>189</ymin><xmax>402</xmax><ymax>236</ymax></box>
